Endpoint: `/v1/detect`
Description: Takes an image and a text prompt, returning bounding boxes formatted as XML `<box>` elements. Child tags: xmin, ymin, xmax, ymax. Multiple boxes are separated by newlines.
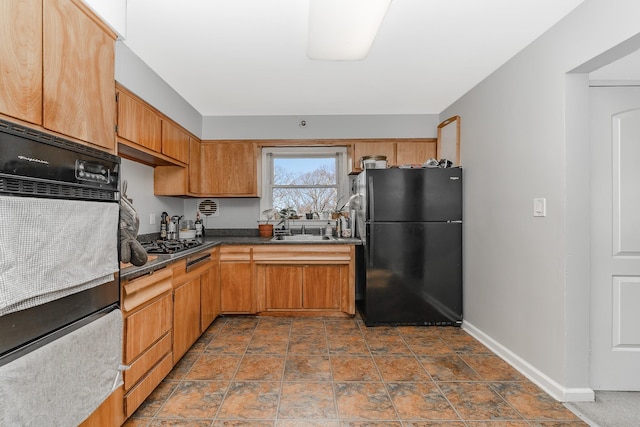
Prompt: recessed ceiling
<box><xmin>123</xmin><ymin>0</ymin><xmax>584</xmax><ymax>116</ymax></box>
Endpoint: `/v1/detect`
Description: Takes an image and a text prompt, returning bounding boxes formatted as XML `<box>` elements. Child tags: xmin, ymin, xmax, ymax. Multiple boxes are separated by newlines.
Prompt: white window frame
<box><xmin>260</xmin><ymin>146</ymin><xmax>349</xmax><ymax>215</ymax></box>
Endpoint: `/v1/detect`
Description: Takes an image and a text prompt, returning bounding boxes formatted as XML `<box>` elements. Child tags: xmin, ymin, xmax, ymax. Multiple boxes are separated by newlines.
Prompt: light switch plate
<box><xmin>533</xmin><ymin>198</ymin><xmax>546</xmax><ymax>217</ymax></box>
<box><xmin>149</xmin><ymin>213</ymin><xmax>156</xmax><ymax>225</ymax></box>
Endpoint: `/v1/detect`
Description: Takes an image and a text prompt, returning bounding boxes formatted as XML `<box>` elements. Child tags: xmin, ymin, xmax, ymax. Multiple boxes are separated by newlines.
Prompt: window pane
<box><xmin>274</xmin><ymin>157</ymin><xmax>336</xmax><ymax>185</ymax></box>
<box><xmin>273</xmin><ymin>187</ymin><xmax>337</xmax><ymax>214</ymax></box>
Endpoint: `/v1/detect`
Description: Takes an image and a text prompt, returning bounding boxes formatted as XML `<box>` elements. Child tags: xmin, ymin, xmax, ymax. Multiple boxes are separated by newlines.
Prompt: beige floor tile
<box><xmin>216</xmin><ymin>381</ymin><xmax>280</xmax><ymax>420</ymax></box>
<box><xmin>374</xmin><ymin>355</ymin><xmax>432</xmax><ymax>382</ymax></box>
<box><xmin>334</xmin><ymin>381</ymin><xmax>398</xmax><ymax>421</ymax></box>
<box><xmin>278</xmin><ymin>382</ymin><xmax>337</xmax><ymax>419</ymax></box>
<box><xmin>155</xmin><ymin>381</ymin><xmax>228</xmax><ymax>420</ymax></box>
<box><xmin>330</xmin><ymin>355</ymin><xmax>381</xmax><ymax>381</ymax></box>
<box><xmin>234</xmin><ymin>355</ymin><xmax>285</xmax><ymax>381</ymax></box>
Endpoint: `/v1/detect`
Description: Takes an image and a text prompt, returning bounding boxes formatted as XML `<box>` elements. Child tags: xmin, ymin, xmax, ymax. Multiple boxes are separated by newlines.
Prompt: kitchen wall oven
<box><xmin>0</xmin><ymin>119</ymin><xmax>120</xmax><ymax>366</ymax></box>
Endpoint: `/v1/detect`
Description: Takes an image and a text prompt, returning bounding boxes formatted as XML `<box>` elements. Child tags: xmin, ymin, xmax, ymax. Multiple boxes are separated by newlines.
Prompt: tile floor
<box><xmin>124</xmin><ymin>315</ymin><xmax>587</xmax><ymax>426</ymax></box>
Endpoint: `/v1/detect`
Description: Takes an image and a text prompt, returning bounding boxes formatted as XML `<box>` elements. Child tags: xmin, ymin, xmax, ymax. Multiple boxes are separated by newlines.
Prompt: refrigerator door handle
<box><xmin>367</xmin><ymin>176</ymin><xmax>374</xmax><ymax>223</ymax></box>
<box><xmin>367</xmin><ymin>225</ymin><xmax>374</xmax><ymax>268</ymax></box>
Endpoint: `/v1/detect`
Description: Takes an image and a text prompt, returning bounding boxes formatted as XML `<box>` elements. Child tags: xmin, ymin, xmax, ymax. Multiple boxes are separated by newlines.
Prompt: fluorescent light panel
<box><xmin>306</xmin><ymin>0</ymin><xmax>391</xmax><ymax>61</ymax></box>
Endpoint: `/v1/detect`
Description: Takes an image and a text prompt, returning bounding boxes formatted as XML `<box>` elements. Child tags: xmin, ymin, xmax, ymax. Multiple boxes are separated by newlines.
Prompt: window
<box><xmin>260</xmin><ymin>147</ymin><xmax>348</xmax><ymax>216</ymax></box>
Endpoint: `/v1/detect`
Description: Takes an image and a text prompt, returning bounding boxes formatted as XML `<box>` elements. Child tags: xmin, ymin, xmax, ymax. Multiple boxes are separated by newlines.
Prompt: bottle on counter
<box><xmin>324</xmin><ymin>222</ymin><xmax>333</xmax><ymax>237</ymax></box>
<box><xmin>195</xmin><ymin>211</ymin><xmax>204</xmax><ymax>238</ymax></box>
<box><xmin>160</xmin><ymin>211</ymin><xmax>168</xmax><ymax>240</ymax></box>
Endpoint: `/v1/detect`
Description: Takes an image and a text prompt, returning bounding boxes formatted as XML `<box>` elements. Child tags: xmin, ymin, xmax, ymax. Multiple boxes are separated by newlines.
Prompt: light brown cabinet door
<box><xmin>265</xmin><ymin>265</ymin><xmax>303</xmax><ymax>309</ymax></box>
<box><xmin>43</xmin><ymin>0</ymin><xmax>115</xmax><ymax>150</ymax></box>
<box><xmin>396</xmin><ymin>141</ymin><xmax>437</xmax><ymax>166</ymax></box>
<box><xmin>0</xmin><ymin>0</ymin><xmax>42</xmax><ymax>124</ymax></box>
<box><xmin>220</xmin><ymin>262</ymin><xmax>253</xmax><ymax>313</ymax></box>
<box><xmin>303</xmin><ymin>265</ymin><xmax>342</xmax><ymax>309</ymax></box>
<box><xmin>189</xmin><ymin>137</ymin><xmax>202</xmax><ymax>194</ymax></box>
<box><xmin>200</xmin><ymin>263</ymin><xmax>220</xmax><ymax>332</ymax></box>
<box><xmin>124</xmin><ymin>293</ymin><xmax>172</xmax><ymax>364</ymax></box>
<box><xmin>117</xmin><ymin>90</ymin><xmax>162</xmax><ymax>152</ymax></box>
<box><xmin>173</xmin><ymin>278</ymin><xmax>201</xmax><ymax>363</ymax></box>
<box><xmin>162</xmin><ymin>120</ymin><xmax>190</xmax><ymax>164</ymax></box>
<box><xmin>202</xmin><ymin>142</ymin><xmax>257</xmax><ymax>196</ymax></box>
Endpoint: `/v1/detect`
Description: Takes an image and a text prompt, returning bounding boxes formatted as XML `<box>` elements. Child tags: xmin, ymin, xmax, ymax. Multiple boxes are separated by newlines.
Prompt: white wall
<box><xmin>202</xmin><ymin>114</ymin><xmax>439</xmax><ymax>139</ymax></box>
<box><xmin>120</xmin><ymin>159</ymin><xmax>184</xmax><ymax>235</ymax></box>
<box><xmin>441</xmin><ymin>0</ymin><xmax>640</xmax><ymax>400</ymax></box>
<box><xmin>82</xmin><ymin>0</ymin><xmax>126</xmax><ymax>38</ymax></box>
<box><xmin>115</xmin><ymin>42</ymin><xmax>202</xmax><ymax>137</ymax></box>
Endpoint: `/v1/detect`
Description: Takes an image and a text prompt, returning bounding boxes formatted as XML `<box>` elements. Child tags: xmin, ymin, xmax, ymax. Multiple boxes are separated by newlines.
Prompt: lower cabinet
<box><xmin>254</xmin><ymin>245</ymin><xmax>355</xmax><ymax>315</ymax></box>
<box><xmin>120</xmin><ymin>268</ymin><xmax>173</xmax><ymax>419</ymax></box>
<box><xmin>220</xmin><ymin>246</ymin><xmax>255</xmax><ymax>313</ymax></box>
<box><xmin>200</xmin><ymin>248</ymin><xmax>220</xmax><ymax>332</ymax></box>
<box><xmin>172</xmin><ymin>248</ymin><xmax>219</xmax><ymax>363</ymax></box>
<box><xmin>263</xmin><ymin>264</ymin><xmax>344</xmax><ymax>310</ymax></box>
<box><xmin>172</xmin><ymin>275</ymin><xmax>201</xmax><ymax>363</ymax></box>
<box><xmin>302</xmin><ymin>265</ymin><xmax>343</xmax><ymax>309</ymax></box>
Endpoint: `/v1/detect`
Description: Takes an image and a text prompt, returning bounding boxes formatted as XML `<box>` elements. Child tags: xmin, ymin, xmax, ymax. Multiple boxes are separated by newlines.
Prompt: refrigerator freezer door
<box><xmin>365</xmin><ymin>168</ymin><xmax>462</xmax><ymax>222</ymax></box>
<box><xmin>361</xmin><ymin>221</ymin><xmax>462</xmax><ymax>326</ymax></box>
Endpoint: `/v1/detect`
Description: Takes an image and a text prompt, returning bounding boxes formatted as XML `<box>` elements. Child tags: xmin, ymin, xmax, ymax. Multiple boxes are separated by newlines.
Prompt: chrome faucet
<box><xmin>300</xmin><ymin>224</ymin><xmax>306</xmax><ymax>235</ymax></box>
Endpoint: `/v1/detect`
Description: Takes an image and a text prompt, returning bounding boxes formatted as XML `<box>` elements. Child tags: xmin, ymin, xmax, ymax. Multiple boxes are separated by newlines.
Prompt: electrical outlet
<box><xmin>149</xmin><ymin>213</ymin><xmax>156</xmax><ymax>225</ymax></box>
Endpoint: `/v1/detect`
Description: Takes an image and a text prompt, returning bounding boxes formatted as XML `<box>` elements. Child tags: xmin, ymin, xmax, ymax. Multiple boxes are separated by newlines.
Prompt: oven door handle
<box><xmin>186</xmin><ymin>253</ymin><xmax>211</xmax><ymax>272</ymax></box>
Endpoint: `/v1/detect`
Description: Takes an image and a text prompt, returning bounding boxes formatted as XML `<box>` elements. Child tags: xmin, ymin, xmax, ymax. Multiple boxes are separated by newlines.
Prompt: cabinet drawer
<box><xmin>121</xmin><ymin>268</ymin><xmax>172</xmax><ymax>314</ymax></box>
<box><xmin>123</xmin><ymin>333</ymin><xmax>171</xmax><ymax>391</ymax></box>
<box><xmin>220</xmin><ymin>246</ymin><xmax>251</xmax><ymax>262</ymax></box>
<box><xmin>124</xmin><ymin>352</ymin><xmax>173</xmax><ymax>418</ymax></box>
<box><xmin>124</xmin><ymin>293</ymin><xmax>172</xmax><ymax>364</ymax></box>
<box><xmin>253</xmin><ymin>245</ymin><xmax>351</xmax><ymax>263</ymax></box>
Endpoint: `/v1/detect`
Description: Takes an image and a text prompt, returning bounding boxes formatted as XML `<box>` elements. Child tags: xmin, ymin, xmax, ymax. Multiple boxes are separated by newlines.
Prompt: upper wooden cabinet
<box><xmin>116</xmin><ymin>84</ymin><xmax>197</xmax><ymax>172</ymax></box>
<box><xmin>117</xmin><ymin>89</ymin><xmax>162</xmax><ymax>152</ymax></box>
<box><xmin>396</xmin><ymin>141</ymin><xmax>437</xmax><ymax>166</ymax></box>
<box><xmin>162</xmin><ymin>120</ymin><xmax>190</xmax><ymax>164</ymax></box>
<box><xmin>351</xmin><ymin>139</ymin><xmax>437</xmax><ymax>172</ymax></box>
<box><xmin>188</xmin><ymin>137</ymin><xmax>202</xmax><ymax>194</ymax></box>
<box><xmin>1</xmin><ymin>0</ymin><xmax>116</xmax><ymax>151</ymax></box>
<box><xmin>43</xmin><ymin>0</ymin><xmax>116</xmax><ymax>150</ymax></box>
<box><xmin>201</xmin><ymin>141</ymin><xmax>258</xmax><ymax>197</ymax></box>
<box><xmin>0</xmin><ymin>0</ymin><xmax>42</xmax><ymax>124</ymax></box>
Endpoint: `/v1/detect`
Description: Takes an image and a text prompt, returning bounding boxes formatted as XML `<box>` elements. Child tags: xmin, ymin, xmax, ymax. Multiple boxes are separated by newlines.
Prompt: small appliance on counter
<box><xmin>167</xmin><ymin>215</ymin><xmax>181</xmax><ymax>240</ymax></box>
<box><xmin>179</xmin><ymin>219</ymin><xmax>196</xmax><ymax>239</ymax></box>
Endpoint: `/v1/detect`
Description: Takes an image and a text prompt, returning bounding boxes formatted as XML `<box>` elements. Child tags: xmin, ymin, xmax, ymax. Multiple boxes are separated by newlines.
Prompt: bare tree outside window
<box><xmin>272</xmin><ymin>158</ymin><xmax>338</xmax><ymax>215</ymax></box>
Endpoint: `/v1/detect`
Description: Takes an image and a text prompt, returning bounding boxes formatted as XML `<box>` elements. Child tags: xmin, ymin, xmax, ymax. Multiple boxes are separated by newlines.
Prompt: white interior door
<box><xmin>590</xmin><ymin>86</ymin><xmax>640</xmax><ymax>390</ymax></box>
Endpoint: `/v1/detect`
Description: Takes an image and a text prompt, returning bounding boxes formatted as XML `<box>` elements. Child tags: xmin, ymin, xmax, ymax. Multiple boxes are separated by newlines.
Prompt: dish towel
<box><xmin>0</xmin><ymin>196</ymin><xmax>119</xmax><ymax>316</ymax></box>
<box><xmin>0</xmin><ymin>309</ymin><xmax>124</xmax><ymax>427</ymax></box>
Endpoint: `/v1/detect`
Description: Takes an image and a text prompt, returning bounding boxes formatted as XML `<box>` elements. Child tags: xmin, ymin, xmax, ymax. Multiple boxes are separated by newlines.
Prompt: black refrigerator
<box><xmin>354</xmin><ymin>167</ymin><xmax>462</xmax><ymax>326</ymax></box>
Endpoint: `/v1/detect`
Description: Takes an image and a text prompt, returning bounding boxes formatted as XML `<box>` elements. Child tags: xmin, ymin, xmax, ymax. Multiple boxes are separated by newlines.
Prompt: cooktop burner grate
<box><xmin>141</xmin><ymin>239</ymin><xmax>203</xmax><ymax>254</ymax></box>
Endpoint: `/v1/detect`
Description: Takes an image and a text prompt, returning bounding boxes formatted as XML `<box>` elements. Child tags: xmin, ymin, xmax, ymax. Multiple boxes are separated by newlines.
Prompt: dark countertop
<box><xmin>120</xmin><ymin>235</ymin><xmax>361</xmax><ymax>281</ymax></box>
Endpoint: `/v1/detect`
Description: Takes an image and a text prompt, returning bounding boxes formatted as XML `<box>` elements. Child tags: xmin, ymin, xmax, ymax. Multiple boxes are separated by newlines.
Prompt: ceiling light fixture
<box><xmin>306</xmin><ymin>0</ymin><xmax>392</xmax><ymax>61</ymax></box>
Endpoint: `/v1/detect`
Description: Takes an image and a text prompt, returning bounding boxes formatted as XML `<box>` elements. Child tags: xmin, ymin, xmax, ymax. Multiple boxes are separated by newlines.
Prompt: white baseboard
<box><xmin>462</xmin><ymin>320</ymin><xmax>595</xmax><ymax>403</ymax></box>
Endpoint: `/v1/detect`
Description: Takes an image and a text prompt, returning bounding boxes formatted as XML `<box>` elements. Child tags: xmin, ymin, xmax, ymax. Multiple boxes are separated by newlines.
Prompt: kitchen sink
<box><xmin>271</xmin><ymin>235</ymin><xmax>335</xmax><ymax>242</ymax></box>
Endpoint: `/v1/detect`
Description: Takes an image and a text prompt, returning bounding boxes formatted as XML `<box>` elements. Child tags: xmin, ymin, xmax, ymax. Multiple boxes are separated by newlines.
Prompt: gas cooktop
<box><xmin>141</xmin><ymin>239</ymin><xmax>203</xmax><ymax>255</ymax></box>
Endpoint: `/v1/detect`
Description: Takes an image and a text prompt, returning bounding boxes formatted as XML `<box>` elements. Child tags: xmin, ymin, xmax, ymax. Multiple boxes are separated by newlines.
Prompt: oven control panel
<box><xmin>75</xmin><ymin>160</ymin><xmax>112</xmax><ymax>184</ymax></box>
